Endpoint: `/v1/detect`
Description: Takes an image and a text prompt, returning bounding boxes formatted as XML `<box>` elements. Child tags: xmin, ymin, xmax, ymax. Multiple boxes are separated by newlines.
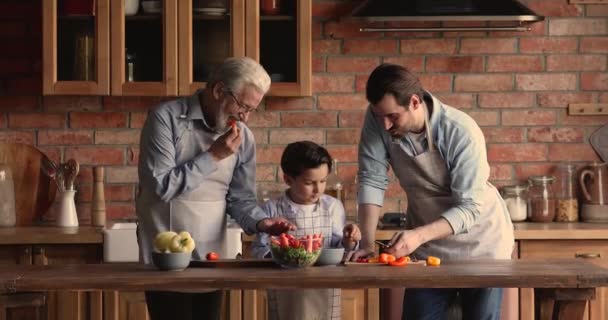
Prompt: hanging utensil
<box><xmin>64</xmin><ymin>159</ymin><xmax>80</xmax><ymax>191</ymax></box>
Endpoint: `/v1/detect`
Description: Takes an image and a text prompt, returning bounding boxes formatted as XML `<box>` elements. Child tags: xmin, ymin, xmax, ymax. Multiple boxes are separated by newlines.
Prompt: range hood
<box><xmin>346</xmin><ymin>0</ymin><xmax>544</xmax><ymax>32</ymax></box>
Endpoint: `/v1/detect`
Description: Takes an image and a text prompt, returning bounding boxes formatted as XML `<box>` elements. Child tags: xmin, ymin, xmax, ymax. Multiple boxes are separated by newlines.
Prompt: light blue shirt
<box><xmin>358</xmin><ymin>92</ymin><xmax>493</xmax><ymax>235</ymax></box>
<box><xmin>136</xmin><ymin>90</ymin><xmax>265</xmax><ymax>235</ymax></box>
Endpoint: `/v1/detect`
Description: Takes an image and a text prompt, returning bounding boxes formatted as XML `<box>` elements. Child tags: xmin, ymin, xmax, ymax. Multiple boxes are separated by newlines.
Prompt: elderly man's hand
<box><xmin>256</xmin><ymin>217</ymin><xmax>296</xmax><ymax>235</ymax></box>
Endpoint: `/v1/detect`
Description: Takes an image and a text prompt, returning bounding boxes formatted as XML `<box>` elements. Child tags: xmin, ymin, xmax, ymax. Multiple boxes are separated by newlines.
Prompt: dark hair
<box><xmin>281</xmin><ymin>141</ymin><xmax>333</xmax><ymax>178</ymax></box>
<box><xmin>366</xmin><ymin>63</ymin><xmax>425</xmax><ymax>107</ymax></box>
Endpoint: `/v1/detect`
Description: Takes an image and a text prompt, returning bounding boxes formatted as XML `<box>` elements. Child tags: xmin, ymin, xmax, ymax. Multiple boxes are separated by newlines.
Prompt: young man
<box><xmin>351</xmin><ymin>64</ymin><xmax>514</xmax><ymax>319</ymax></box>
<box><xmin>252</xmin><ymin>141</ymin><xmax>361</xmax><ymax>320</ymax></box>
<box><xmin>136</xmin><ymin>57</ymin><xmax>295</xmax><ymax>320</ymax></box>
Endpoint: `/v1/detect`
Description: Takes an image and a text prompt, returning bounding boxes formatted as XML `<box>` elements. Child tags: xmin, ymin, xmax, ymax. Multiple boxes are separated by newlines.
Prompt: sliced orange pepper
<box><xmin>427</xmin><ymin>256</ymin><xmax>441</xmax><ymax>266</ymax></box>
<box><xmin>379</xmin><ymin>253</ymin><xmax>391</xmax><ymax>263</ymax></box>
<box><xmin>389</xmin><ymin>256</ymin><xmax>409</xmax><ymax>267</ymax></box>
<box><xmin>367</xmin><ymin>257</ymin><xmax>379</xmax><ymax>263</ymax></box>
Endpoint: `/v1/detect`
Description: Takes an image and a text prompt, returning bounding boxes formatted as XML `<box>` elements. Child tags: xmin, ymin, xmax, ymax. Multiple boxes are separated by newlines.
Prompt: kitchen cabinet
<box><xmin>0</xmin><ymin>227</ymin><xmax>104</xmax><ymax>320</ymax></box>
<box><xmin>43</xmin><ymin>0</ymin><xmax>311</xmax><ymax>97</ymax></box>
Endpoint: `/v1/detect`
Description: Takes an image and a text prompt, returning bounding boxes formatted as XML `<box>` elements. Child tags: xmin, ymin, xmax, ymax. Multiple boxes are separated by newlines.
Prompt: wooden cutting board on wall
<box><xmin>0</xmin><ymin>143</ymin><xmax>57</xmax><ymax>226</ymax></box>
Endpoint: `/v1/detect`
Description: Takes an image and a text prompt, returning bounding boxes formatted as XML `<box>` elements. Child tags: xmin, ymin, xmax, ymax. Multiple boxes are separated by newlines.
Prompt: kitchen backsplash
<box><xmin>0</xmin><ymin>0</ymin><xmax>607</xmax><ymax>223</ymax></box>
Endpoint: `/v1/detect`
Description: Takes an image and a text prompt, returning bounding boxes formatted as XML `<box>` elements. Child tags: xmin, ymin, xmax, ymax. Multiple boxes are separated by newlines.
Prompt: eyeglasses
<box><xmin>227</xmin><ymin>91</ymin><xmax>256</xmax><ymax>114</ymax></box>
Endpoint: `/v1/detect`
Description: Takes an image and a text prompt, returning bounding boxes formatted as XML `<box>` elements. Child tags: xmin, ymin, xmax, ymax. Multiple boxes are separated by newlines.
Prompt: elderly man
<box><xmin>136</xmin><ymin>57</ymin><xmax>294</xmax><ymax>320</ymax></box>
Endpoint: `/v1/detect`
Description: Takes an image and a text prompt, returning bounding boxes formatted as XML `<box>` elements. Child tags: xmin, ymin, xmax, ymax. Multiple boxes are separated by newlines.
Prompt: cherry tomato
<box><xmin>206</xmin><ymin>252</ymin><xmax>220</xmax><ymax>261</ymax></box>
<box><xmin>227</xmin><ymin>119</ymin><xmax>237</xmax><ymax>130</ymax></box>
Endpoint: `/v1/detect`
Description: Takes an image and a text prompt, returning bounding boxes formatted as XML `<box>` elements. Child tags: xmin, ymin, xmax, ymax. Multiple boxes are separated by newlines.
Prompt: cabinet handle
<box><xmin>574</xmin><ymin>253</ymin><xmax>601</xmax><ymax>259</ymax></box>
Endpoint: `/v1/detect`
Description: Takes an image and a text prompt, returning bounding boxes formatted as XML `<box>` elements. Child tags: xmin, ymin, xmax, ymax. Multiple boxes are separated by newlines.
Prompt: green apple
<box><xmin>169</xmin><ymin>231</ymin><xmax>196</xmax><ymax>253</ymax></box>
<box><xmin>153</xmin><ymin>231</ymin><xmax>177</xmax><ymax>252</ymax></box>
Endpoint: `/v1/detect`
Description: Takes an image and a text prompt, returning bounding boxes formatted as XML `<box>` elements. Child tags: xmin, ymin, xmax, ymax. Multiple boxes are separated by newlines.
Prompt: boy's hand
<box><xmin>342</xmin><ymin>223</ymin><xmax>361</xmax><ymax>251</ymax></box>
<box><xmin>256</xmin><ymin>217</ymin><xmax>296</xmax><ymax>235</ymax></box>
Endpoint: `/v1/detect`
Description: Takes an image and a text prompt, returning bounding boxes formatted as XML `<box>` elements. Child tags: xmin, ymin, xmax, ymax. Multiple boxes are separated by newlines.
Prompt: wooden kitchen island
<box><xmin>0</xmin><ymin>259</ymin><xmax>607</xmax><ymax>320</ymax></box>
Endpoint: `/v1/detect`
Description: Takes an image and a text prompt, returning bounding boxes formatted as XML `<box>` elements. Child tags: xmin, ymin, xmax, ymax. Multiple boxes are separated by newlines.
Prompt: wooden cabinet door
<box><xmin>519</xmin><ymin>240</ymin><xmax>608</xmax><ymax>320</ymax></box>
<box><xmin>178</xmin><ymin>0</ymin><xmax>246</xmax><ymax>95</ymax></box>
<box><xmin>0</xmin><ymin>245</ymin><xmax>45</xmax><ymax>320</ymax></box>
<box><xmin>245</xmin><ymin>0</ymin><xmax>312</xmax><ymax>96</ymax></box>
<box><xmin>42</xmin><ymin>0</ymin><xmax>110</xmax><ymax>95</ymax></box>
<box><xmin>111</xmin><ymin>0</ymin><xmax>178</xmax><ymax>96</ymax></box>
<box><xmin>343</xmin><ymin>289</ymin><xmax>366</xmax><ymax>320</ymax></box>
<box><xmin>104</xmin><ymin>291</ymin><xmax>149</xmax><ymax>320</ymax></box>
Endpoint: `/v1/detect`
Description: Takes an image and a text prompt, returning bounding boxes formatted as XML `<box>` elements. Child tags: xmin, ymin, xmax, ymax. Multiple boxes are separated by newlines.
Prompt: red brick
<box><xmin>0</xmin><ymin>114</ymin><xmax>5</xmax><ymax>128</ymax></box>
<box><xmin>312</xmin><ymin>39</ymin><xmax>341</xmax><ymax>55</ymax></box>
<box><xmin>419</xmin><ymin>75</ymin><xmax>452</xmax><ymax>93</ymax></box>
<box><xmin>481</xmin><ymin>128</ymin><xmax>525</xmax><ymax>143</ymax></box>
<box><xmin>385</xmin><ymin>181</ymin><xmax>407</xmax><ymax>198</ymax></box>
<box><xmin>339</xmin><ymin>111</ymin><xmax>365</xmax><ymax>128</ymax></box>
<box><xmin>76</xmin><ymin>184</ymin><xmax>134</xmax><ymax>203</ymax></box>
<box><xmin>549</xmin><ymin>144</ymin><xmax>600</xmax><ymax>162</ymax></box>
<box><xmin>520</xmin><ymin>37</ymin><xmax>578</xmax><ymax>53</ymax></box>
<box><xmin>0</xmin><ymin>96</ymin><xmax>39</xmax><ymax>111</ymax></box>
<box><xmin>326</xmin><ymin>146</ymin><xmax>358</xmax><ymax>162</ymax></box>
<box><xmin>514</xmin><ymin>164</ymin><xmax>555</xmax><ymax>181</ymax></box>
<box><xmin>460</xmin><ymin>39</ymin><xmax>517</xmax><ymax>54</ymax></box>
<box><xmin>343</xmin><ymin>39</ymin><xmax>398</xmax><ymax>55</ymax></box>
<box><xmin>400</xmin><ymin>39</ymin><xmax>457</xmax><ymax>54</ymax></box>
<box><xmin>487</xmin><ymin>144</ymin><xmax>547</xmax><ymax>162</ymax></box>
<box><xmin>312</xmin><ymin>57</ymin><xmax>324</xmax><ymax>73</ymax></box>
<box><xmin>70</xmin><ymin>112</ymin><xmax>127</xmax><ymax>129</ymax></box>
<box><xmin>43</xmin><ymin>96</ymin><xmax>102</xmax><ymax>112</ymax></box>
<box><xmin>312</xmin><ymin>75</ymin><xmax>354</xmax><ymax>93</ymax></box>
<box><xmin>581</xmin><ymin>37</ymin><xmax>608</xmax><ymax>53</ymax></box>
<box><xmin>327</xmin><ymin>128</ymin><xmax>361</xmax><ymax>145</ymax></box>
<box><xmin>38</xmin><ymin>130</ymin><xmax>93</xmax><ymax>145</ymax></box>
<box><xmin>106</xmin><ymin>203</ymin><xmax>136</xmax><ymax>221</ymax></box>
<box><xmin>489</xmin><ymin>164</ymin><xmax>513</xmax><ymax>181</ymax></box>
<box><xmin>256</xmin><ymin>164</ymin><xmax>277</xmax><ymax>182</ymax></box>
<box><xmin>312</xmin><ymin>21</ymin><xmax>322</xmax><ymax>39</ymax></box>
<box><xmin>106</xmin><ymin>166</ymin><xmax>138</xmax><ymax>183</ymax></box>
<box><xmin>434</xmin><ymin>93</ymin><xmax>476</xmax><ymax>109</ymax></box>
<box><xmin>455</xmin><ymin>75</ymin><xmax>512</xmax><ymax>92</ymax></box>
<box><xmin>312</xmin><ymin>1</ymin><xmax>357</xmax><ymax>20</ymax></box>
<box><xmin>355</xmin><ymin>75</ymin><xmax>369</xmax><ymax>92</ymax></box>
<box><xmin>103</xmin><ymin>97</ymin><xmax>166</xmax><ymax>111</ymax></box>
<box><xmin>549</xmin><ymin>19</ymin><xmax>607</xmax><ymax>36</ymax></box>
<box><xmin>269</xmin><ymin>129</ymin><xmax>324</xmax><ymax>145</ymax></box>
<box><xmin>382</xmin><ymin>56</ymin><xmax>424</xmax><ymax>72</ymax></box>
<box><xmin>247</xmin><ymin>111</ymin><xmax>280</xmax><ymax>128</ymax></box>
<box><xmin>426</xmin><ymin>56</ymin><xmax>483</xmax><ymax>73</ymax></box>
<box><xmin>327</xmin><ymin>57</ymin><xmax>380</xmax><ymax>73</ymax></box>
<box><xmin>486</xmin><ymin>56</ymin><xmax>543</xmax><ymax>72</ymax></box>
<box><xmin>65</xmin><ymin>147</ymin><xmax>125</xmax><ymax>165</ymax></box>
<box><xmin>324</xmin><ymin>21</ymin><xmax>383</xmax><ymax>39</ymax></box>
<box><xmin>516</xmin><ymin>74</ymin><xmax>577</xmax><ymax>91</ymax></box>
<box><xmin>281</xmin><ymin>112</ymin><xmax>337</xmax><ymax>128</ymax></box>
<box><xmin>587</xmin><ymin>5</ymin><xmax>608</xmax><ymax>16</ymax></box>
<box><xmin>318</xmin><ymin>94</ymin><xmax>368</xmax><ymax>110</ymax></box>
<box><xmin>547</xmin><ymin>55</ymin><xmax>606</xmax><ymax>71</ymax></box>
<box><xmin>528</xmin><ymin>127</ymin><xmax>584</xmax><ymax>143</ymax></box>
<box><xmin>466</xmin><ymin>111</ymin><xmax>499</xmax><ymax>126</ymax></box>
<box><xmin>255</xmin><ymin>145</ymin><xmax>285</xmax><ymax>164</ymax></box>
<box><xmin>0</xmin><ymin>131</ymin><xmax>35</xmax><ymax>144</ymax></box>
<box><xmin>526</xmin><ymin>0</ymin><xmax>583</xmax><ymax>17</ymax></box>
<box><xmin>9</xmin><ymin>113</ymin><xmax>65</xmax><ymax>129</ymax></box>
<box><xmin>127</xmin><ymin>147</ymin><xmax>139</xmax><ymax>165</ymax></box>
<box><xmin>95</xmin><ymin>130</ymin><xmax>140</xmax><ymax>145</ymax></box>
<box><xmin>130</xmin><ymin>112</ymin><xmax>148</xmax><ymax>128</ymax></box>
<box><xmin>266</xmin><ymin>97</ymin><xmax>314</xmax><ymax>111</ymax></box>
<box><xmin>581</xmin><ymin>72</ymin><xmax>608</xmax><ymax>90</ymax></box>
<box><xmin>537</xmin><ymin>93</ymin><xmax>594</xmax><ymax>108</ymax></box>
<box><xmin>37</xmin><ymin>147</ymin><xmax>61</xmax><ymax>164</ymax></box>
<box><xmin>479</xmin><ymin>93</ymin><xmax>534</xmax><ymax>109</ymax></box>
<box><xmin>502</xmin><ymin>110</ymin><xmax>556</xmax><ymax>126</ymax></box>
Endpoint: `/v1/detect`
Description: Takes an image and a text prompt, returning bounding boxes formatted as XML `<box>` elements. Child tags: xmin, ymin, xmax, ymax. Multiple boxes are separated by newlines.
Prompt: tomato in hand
<box><xmin>206</xmin><ymin>252</ymin><xmax>220</xmax><ymax>261</ymax></box>
<box><xmin>227</xmin><ymin>119</ymin><xmax>237</xmax><ymax>130</ymax></box>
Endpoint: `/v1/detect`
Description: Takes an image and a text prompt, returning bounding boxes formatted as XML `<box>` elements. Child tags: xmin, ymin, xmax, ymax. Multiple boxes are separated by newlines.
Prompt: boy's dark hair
<box><xmin>366</xmin><ymin>63</ymin><xmax>425</xmax><ymax>108</ymax></box>
<box><xmin>281</xmin><ymin>141</ymin><xmax>333</xmax><ymax>178</ymax></box>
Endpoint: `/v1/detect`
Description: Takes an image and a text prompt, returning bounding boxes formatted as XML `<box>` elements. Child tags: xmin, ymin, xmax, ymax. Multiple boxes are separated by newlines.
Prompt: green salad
<box><xmin>270</xmin><ymin>244</ymin><xmax>321</xmax><ymax>268</ymax></box>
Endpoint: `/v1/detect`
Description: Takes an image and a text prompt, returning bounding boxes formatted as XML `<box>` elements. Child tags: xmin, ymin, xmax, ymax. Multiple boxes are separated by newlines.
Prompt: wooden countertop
<box><xmin>1</xmin><ymin>259</ymin><xmax>606</xmax><ymax>293</ymax></box>
<box><xmin>0</xmin><ymin>227</ymin><xmax>104</xmax><ymax>245</ymax></box>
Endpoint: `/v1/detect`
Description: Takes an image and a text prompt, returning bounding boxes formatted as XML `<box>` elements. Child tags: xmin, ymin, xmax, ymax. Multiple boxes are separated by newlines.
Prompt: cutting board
<box><xmin>189</xmin><ymin>259</ymin><xmax>278</xmax><ymax>268</ymax></box>
<box><xmin>590</xmin><ymin>124</ymin><xmax>608</xmax><ymax>162</ymax></box>
<box><xmin>0</xmin><ymin>143</ymin><xmax>57</xmax><ymax>225</ymax></box>
<box><xmin>344</xmin><ymin>260</ymin><xmax>427</xmax><ymax>267</ymax></box>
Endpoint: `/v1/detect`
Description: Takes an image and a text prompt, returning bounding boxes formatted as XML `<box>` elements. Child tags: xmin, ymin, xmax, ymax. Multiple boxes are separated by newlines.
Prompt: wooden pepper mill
<box><xmin>92</xmin><ymin>166</ymin><xmax>106</xmax><ymax>227</ymax></box>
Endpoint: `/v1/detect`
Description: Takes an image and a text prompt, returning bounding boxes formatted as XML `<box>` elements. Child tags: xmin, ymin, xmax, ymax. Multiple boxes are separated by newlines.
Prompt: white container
<box><xmin>225</xmin><ymin>221</ymin><xmax>243</xmax><ymax>259</ymax></box>
<box><xmin>56</xmin><ymin>190</ymin><xmax>79</xmax><ymax>227</ymax></box>
<box><xmin>104</xmin><ymin>222</ymin><xmax>139</xmax><ymax>262</ymax></box>
<box><xmin>0</xmin><ymin>165</ymin><xmax>16</xmax><ymax>227</ymax></box>
<box><xmin>125</xmin><ymin>0</ymin><xmax>139</xmax><ymax>15</ymax></box>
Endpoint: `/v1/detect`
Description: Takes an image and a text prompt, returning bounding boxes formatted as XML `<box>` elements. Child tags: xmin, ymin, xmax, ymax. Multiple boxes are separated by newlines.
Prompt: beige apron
<box><xmin>268</xmin><ymin>198</ymin><xmax>340</xmax><ymax>320</ymax></box>
<box><xmin>388</xmin><ymin>105</ymin><xmax>513</xmax><ymax>260</ymax></box>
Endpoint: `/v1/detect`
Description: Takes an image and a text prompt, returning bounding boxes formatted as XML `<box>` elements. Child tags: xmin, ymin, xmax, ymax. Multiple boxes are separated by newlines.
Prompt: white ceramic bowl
<box><xmin>151</xmin><ymin>251</ymin><xmax>191</xmax><ymax>271</ymax></box>
<box><xmin>316</xmin><ymin>247</ymin><xmax>345</xmax><ymax>266</ymax></box>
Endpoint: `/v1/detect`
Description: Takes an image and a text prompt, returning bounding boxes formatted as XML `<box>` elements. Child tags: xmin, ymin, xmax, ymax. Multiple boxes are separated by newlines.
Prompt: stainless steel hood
<box><xmin>345</xmin><ymin>0</ymin><xmax>544</xmax><ymax>32</ymax></box>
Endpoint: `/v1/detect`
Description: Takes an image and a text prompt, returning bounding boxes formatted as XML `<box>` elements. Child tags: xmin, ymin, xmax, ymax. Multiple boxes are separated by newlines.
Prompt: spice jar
<box><xmin>501</xmin><ymin>185</ymin><xmax>528</xmax><ymax>222</ymax></box>
<box><xmin>553</xmin><ymin>162</ymin><xmax>579</xmax><ymax>222</ymax></box>
<box><xmin>527</xmin><ymin>176</ymin><xmax>556</xmax><ymax>223</ymax></box>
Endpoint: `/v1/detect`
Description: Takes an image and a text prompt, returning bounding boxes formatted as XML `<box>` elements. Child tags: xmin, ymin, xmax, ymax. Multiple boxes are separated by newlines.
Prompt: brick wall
<box><xmin>0</xmin><ymin>0</ymin><xmax>607</xmax><ymax>223</ymax></box>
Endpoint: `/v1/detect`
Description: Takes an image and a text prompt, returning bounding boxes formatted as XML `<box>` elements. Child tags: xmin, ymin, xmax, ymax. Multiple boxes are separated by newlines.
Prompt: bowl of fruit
<box><xmin>269</xmin><ymin>233</ymin><xmax>323</xmax><ymax>268</ymax></box>
<box><xmin>152</xmin><ymin>230</ymin><xmax>195</xmax><ymax>271</ymax></box>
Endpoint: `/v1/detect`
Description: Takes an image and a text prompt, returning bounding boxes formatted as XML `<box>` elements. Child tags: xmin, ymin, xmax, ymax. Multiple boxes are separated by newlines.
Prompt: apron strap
<box><xmin>423</xmin><ymin>102</ymin><xmax>434</xmax><ymax>152</ymax></box>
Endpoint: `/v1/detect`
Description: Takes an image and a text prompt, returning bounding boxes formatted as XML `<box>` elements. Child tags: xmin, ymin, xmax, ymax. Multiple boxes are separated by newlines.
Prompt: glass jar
<box><xmin>527</xmin><ymin>176</ymin><xmax>556</xmax><ymax>223</ymax></box>
<box><xmin>553</xmin><ymin>162</ymin><xmax>579</xmax><ymax>222</ymax></box>
<box><xmin>0</xmin><ymin>164</ymin><xmax>16</xmax><ymax>227</ymax></box>
<box><xmin>501</xmin><ymin>185</ymin><xmax>528</xmax><ymax>222</ymax></box>
<box><xmin>325</xmin><ymin>159</ymin><xmax>344</xmax><ymax>202</ymax></box>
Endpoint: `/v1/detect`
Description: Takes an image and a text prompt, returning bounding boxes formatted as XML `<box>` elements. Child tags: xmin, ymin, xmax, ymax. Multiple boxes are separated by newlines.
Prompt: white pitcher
<box><xmin>57</xmin><ymin>190</ymin><xmax>79</xmax><ymax>227</ymax></box>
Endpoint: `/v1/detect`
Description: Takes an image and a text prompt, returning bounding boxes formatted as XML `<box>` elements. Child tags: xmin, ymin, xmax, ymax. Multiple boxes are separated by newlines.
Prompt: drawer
<box><xmin>519</xmin><ymin>240</ymin><xmax>608</xmax><ymax>268</ymax></box>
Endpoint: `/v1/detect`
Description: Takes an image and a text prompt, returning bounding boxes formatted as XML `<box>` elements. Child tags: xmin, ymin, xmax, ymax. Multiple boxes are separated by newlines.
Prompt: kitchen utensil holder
<box><xmin>57</xmin><ymin>190</ymin><xmax>79</xmax><ymax>227</ymax></box>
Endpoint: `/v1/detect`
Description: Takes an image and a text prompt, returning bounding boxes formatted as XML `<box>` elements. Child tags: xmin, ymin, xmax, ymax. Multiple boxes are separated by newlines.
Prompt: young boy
<box><xmin>251</xmin><ymin>141</ymin><xmax>361</xmax><ymax>320</ymax></box>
